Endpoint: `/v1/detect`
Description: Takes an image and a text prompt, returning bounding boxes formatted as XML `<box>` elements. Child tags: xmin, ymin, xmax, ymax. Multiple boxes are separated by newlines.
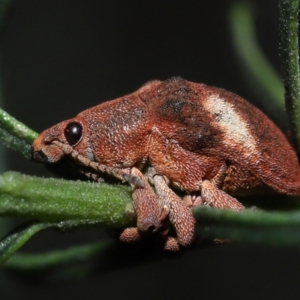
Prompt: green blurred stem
<box><xmin>195</xmin><ymin>206</ymin><xmax>300</xmax><ymax>245</ymax></box>
<box><xmin>0</xmin><ymin>222</ymin><xmax>56</xmax><ymax>266</ymax></box>
<box><xmin>5</xmin><ymin>240</ymin><xmax>114</xmax><ymax>271</ymax></box>
<box><xmin>279</xmin><ymin>0</ymin><xmax>300</xmax><ymax>150</ymax></box>
<box><xmin>0</xmin><ymin>220</ymin><xmax>114</xmax><ymax>266</ymax></box>
<box><xmin>229</xmin><ymin>2</ymin><xmax>284</xmax><ymax>108</ymax></box>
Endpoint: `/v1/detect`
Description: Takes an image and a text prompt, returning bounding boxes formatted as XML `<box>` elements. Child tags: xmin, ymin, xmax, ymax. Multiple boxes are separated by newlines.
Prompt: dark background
<box><xmin>1</xmin><ymin>0</ymin><xmax>300</xmax><ymax>299</ymax></box>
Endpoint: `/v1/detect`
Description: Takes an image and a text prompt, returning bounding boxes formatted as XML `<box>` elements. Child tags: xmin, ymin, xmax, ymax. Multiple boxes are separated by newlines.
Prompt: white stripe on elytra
<box><xmin>204</xmin><ymin>95</ymin><xmax>257</xmax><ymax>156</ymax></box>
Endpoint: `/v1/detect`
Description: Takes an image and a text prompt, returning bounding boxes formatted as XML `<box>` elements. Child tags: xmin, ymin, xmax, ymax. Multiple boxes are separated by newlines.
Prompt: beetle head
<box><xmin>31</xmin><ymin>117</ymin><xmax>88</xmax><ymax>163</ymax></box>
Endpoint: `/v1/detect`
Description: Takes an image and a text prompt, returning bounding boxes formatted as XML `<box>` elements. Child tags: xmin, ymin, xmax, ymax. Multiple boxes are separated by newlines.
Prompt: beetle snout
<box><xmin>30</xmin><ymin>147</ymin><xmax>49</xmax><ymax>163</ymax></box>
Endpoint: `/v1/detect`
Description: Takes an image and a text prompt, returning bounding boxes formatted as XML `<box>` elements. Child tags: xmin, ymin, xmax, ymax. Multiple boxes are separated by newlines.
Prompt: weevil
<box><xmin>31</xmin><ymin>77</ymin><xmax>300</xmax><ymax>250</ymax></box>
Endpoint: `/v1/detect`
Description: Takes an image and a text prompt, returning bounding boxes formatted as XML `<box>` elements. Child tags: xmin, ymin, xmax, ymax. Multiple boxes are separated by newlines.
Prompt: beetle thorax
<box><xmin>78</xmin><ymin>97</ymin><xmax>150</xmax><ymax>167</ymax></box>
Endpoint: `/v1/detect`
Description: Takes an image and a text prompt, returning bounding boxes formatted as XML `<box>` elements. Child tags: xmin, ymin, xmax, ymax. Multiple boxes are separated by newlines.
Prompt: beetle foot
<box><xmin>183</xmin><ymin>193</ymin><xmax>203</xmax><ymax>207</ymax></box>
<box><xmin>163</xmin><ymin>237</ymin><xmax>181</xmax><ymax>251</ymax></box>
<box><xmin>152</xmin><ymin>174</ymin><xmax>196</xmax><ymax>247</ymax></box>
<box><xmin>119</xmin><ymin>227</ymin><xmax>141</xmax><ymax>243</ymax></box>
<box><xmin>130</xmin><ymin>167</ymin><xmax>166</xmax><ymax>232</ymax></box>
<box><xmin>201</xmin><ymin>180</ymin><xmax>245</xmax><ymax>211</ymax></box>
<box><xmin>121</xmin><ymin>167</ymin><xmax>195</xmax><ymax>250</ymax></box>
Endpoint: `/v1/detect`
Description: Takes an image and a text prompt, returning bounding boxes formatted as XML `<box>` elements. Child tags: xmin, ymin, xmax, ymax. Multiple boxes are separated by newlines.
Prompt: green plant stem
<box><xmin>4</xmin><ymin>240</ymin><xmax>114</xmax><ymax>271</ymax></box>
<box><xmin>3</xmin><ymin>171</ymin><xmax>300</xmax><ymax>269</ymax></box>
<box><xmin>229</xmin><ymin>2</ymin><xmax>284</xmax><ymax>108</ymax></box>
<box><xmin>0</xmin><ymin>220</ymin><xmax>112</xmax><ymax>266</ymax></box>
<box><xmin>279</xmin><ymin>0</ymin><xmax>300</xmax><ymax>150</ymax></box>
<box><xmin>195</xmin><ymin>206</ymin><xmax>300</xmax><ymax>245</ymax></box>
<box><xmin>0</xmin><ymin>108</ymin><xmax>37</xmax><ymax>143</ymax></box>
<box><xmin>5</xmin><ymin>206</ymin><xmax>300</xmax><ymax>270</ymax></box>
<box><xmin>0</xmin><ymin>221</ymin><xmax>56</xmax><ymax>265</ymax></box>
<box><xmin>0</xmin><ymin>108</ymin><xmax>37</xmax><ymax>158</ymax></box>
<box><xmin>0</xmin><ymin>171</ymin><xmax>134</xmax><ymax>225</ymax></box>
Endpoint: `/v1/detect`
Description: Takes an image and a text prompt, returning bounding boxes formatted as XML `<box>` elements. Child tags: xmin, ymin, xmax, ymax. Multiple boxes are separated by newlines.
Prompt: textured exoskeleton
<box><xmin>31</xmin><ymin>77</ymin><xmax>300</xmax><ymax>250</ymax></box>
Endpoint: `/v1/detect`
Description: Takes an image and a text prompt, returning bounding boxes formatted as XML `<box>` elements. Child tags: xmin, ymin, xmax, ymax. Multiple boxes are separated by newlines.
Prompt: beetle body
<box><xmin>31</xmin><ymin>77</ymin><xmax>300</xmax><ymax>250</ymax></box>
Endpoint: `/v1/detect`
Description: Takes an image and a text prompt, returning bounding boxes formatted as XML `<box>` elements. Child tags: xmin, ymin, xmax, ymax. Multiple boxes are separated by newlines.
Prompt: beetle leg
<box><xmin>119</xmin><ymin>167</ymin><xmax>168</xmax><ymax>244</ymax></box>
<box><xmin>130</xmin><ymin>167</ymin><xmax>167</xmax><ymax>232</ymax></box>
<box><xmin>183</xmin><ymin>194</ymin><xmax>203</xmax><ymax>207</ymax></box>
<box><xmin>151</xmin><ymin>172</ymin><xmax>196</xmax><ymax>248</ymax></box>
<box><xmin>210</xmin><ymin>163</ymin><xmax>227</xmax><ymax>188</ymax></box>
<box><xmin>72</xmin><ymin>164</ymin><xmax>105</xmax><ymax>182</ymax></box>
<box><xmin>201</xmin><ymin>180</ymin><xmax>244</xmax><ymax>211</ymax></box>
<box><xmin>52</xmin><ymin>140</ymin><xmax>144</xmax><ymax>187</ymax></box>
<box><xmin>183</xmin><ymin>163</ymin><xmax>227</xmax><ymax>208</ymax></box>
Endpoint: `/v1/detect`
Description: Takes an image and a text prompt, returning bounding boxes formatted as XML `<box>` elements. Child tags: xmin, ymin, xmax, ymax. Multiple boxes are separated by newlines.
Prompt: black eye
<box><xmin>64</xmin><ymin>122</ymin><xmax>83</xmax><ymax>146</ymax></box>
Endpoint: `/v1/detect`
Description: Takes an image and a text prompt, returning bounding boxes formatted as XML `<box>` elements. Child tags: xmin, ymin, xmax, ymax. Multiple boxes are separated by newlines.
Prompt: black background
<box><xmin>1</xmin><ymin>0</ymin><xmax>300</xmax><ymax>299</ymax></box>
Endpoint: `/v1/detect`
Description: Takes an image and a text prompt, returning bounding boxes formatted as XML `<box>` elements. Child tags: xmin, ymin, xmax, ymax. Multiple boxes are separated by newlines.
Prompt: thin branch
<box><xmin>0</xmin><ymin>108</ymin><xmax>37</xmax><ymax>143</ymax></box>
<box><xmin>195</xmin><ymin>206</ymin><xmax>300</xmax><ymax>245</ymax></box>
<box><xmin>0</xmin><ymin>108</ymin><xmax>37</xmax><ymax>158</ymax></box>
<box><xmin>4</xmin><ymin>240</ymin><xmax>114</xmax><ymax>271</ymax></box>
<box><xmin>229</xmin><ymin>2</ymin><xmax>284</xmax><ymax>108</ymax></box>
<box><xmin>279</xmin><ymin>0</ymin><xmax>300</xmax><ymax>150</ymax></box>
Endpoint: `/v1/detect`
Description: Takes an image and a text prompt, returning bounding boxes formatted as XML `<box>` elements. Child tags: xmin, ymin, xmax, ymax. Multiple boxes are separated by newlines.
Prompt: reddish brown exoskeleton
<box><xmin>31</xmin><ymin>77</ymin><xmax>300</xmax><ymax>250</ymax></box>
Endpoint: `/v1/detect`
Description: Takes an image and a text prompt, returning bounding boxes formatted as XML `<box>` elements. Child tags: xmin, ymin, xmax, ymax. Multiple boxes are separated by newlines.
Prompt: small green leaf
<box><xmin>0</xmin><ymin>221</ymin><xmax>62</xmax><ymax>266</ymax></box>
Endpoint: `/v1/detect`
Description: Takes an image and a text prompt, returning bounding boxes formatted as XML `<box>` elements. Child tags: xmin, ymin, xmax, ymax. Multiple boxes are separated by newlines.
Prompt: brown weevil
<box><xmin>31</xmin><ymin>77</ymin><xmax>300</xmax><ymax>250</ymax></box>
